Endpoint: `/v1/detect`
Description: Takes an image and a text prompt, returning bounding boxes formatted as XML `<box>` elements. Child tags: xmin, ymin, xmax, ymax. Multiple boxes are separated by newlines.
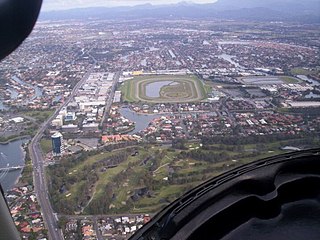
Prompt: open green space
<box><xmin>40</xmin><ymin>139</ymin><xmax>52</xmax><ymax>154</ymax></box>
<box><xmin>121</xmin><ymin>81</ymin><xmax>135</xmax><ymax>103</ymax></box>
<box><xmin>290</xmin><ymin>67</ymin><xmax>313</xmax><ymax>75</ymax></box>
<box><xmin>280</xmin><ymin>76</ymin><xmax>300</xmax><ymax>84</ymax></box>
<box><xmin>47</xmin><ymin>136</ymin><xmax>319</xmax><ymax>215</ymax></box>
<box><xmin>204</xmin><ymin>84</ymin><xmax>213</xmax><ymax>94</ymax></box>
<box><xmin>290</xmin><ymin>68</ymin><xmax>320</xmax><ymax>80</ymax></box>
<box><xmin>0</xmin><ymin>110</ymin><xmax>54</xmax><ymax>143</ymax></box>
<box><xmin>23</xmin><ymin>110</ymin><xmax>54</xmax><ymax>123</ymax></box>
<box><xmin>18</xmin><ymin>148</ymin><xmax>33</xmax><ymax>186</ymax></box>
<box><xmin>121</xmin><ymin>75</ymin><xmax>207</xmax><ymax>103</ymax></box>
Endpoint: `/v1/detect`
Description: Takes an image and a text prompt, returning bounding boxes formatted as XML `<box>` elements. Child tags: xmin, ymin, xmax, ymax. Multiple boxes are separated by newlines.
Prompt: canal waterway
<box><xmin>218</xmin><ymin>53</ymin><xmax>242</xmax><ymax>68</ymax></box>
<box><xmin>120</xmin><ymin>107</ymin><xmax>214</xmax><ymax>134</ymax></box>
<box><xmin>120</xmin><ymin>107</ymin><xmax>161</xmax><ymax>134</ymax></box>
<box><xmin>0</xmin><ymin>101</ymin><xmax>8</xmax><ymax>111</ymax></box>
<box><xmin>0</xmin><ymin>76</ymin><xmax>43</xmax><ymax>110</ymax></box>
<box><xmin>0</xmin><ymin>138</ymin><xmax>29</xmax><ymax>192</ymax></box>
<box><xmin>12</xmin><ymin>76</ymin><xmax>43</xmax><ymax>100</ymax></box>
<box><xmin>7</xmin><ymin>88</ymin><xmax>19</xmax><ymax>99</ymax></box>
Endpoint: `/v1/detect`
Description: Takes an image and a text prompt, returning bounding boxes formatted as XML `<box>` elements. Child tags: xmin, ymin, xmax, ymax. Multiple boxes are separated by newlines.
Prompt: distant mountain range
<box><xmin>40</xmin><ymin>0</ymin><xmax>320</xmax><ymax>23</ymax></box>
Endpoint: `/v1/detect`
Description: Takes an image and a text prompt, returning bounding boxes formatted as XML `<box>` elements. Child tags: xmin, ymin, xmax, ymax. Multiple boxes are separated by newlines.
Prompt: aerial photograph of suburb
<box><xmin>0</xmin><ymin>0</ymin><xmax>319</xmax><ymax>239</ymax></box>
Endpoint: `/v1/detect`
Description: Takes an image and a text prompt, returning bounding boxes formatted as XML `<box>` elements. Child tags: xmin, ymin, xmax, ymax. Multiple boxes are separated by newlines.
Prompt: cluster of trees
<box><xmin>0</xmin><ymin>135</ymin><xmax>30</xmax><ymax>143</ymax></box>
<box><xmin>92</xmin><ymin>152</ymin><xmax>128</xmax><ymax>169</ymax></box>
<box><xmin>85</xmin><ymin>150</ymin><xmax>168</xmax><ymax>215</ymax></box>
<box><xmin>85</xmin><ymin>167</ymin><xmax>138</xmax><ymax>214</ymax></box>
<box><xmin>85</xmin><ymin>150</ymin><xmax>179</xmax><ymax>214</ymax></box>
<box><xmin>19</xmin><ymin>146</ymin><xmax>33</xmax><ymax>185</ymax></box>
<box><xmin>172</xmin><ymin>138</ymin><xmax>188</xmax><ymax>150</ymax></box>
<box><xmin>169</xmin><ymin>162</ymin><xmax>237</xmax><ymax>186</ymax></box>
<box><xmin>144</xmin><ymin>149</ymin><xmax>167</xmax><ymax>172</ymax></box>
<box><xmin>201</xmin><ymin>133</ymin><xmax>309</xmax><ymax>146</ymax></box>
<box><xmin>180</xmin><ymin>150</ymin><xmax>231</xmax><ymax>163</ymax></box>
<box><xmin>49</xmin><ymin>164</ymin><xmax>99</xmax><ymax>214</ymax></box>
<box><xmin>201</xmin><ymin>144</ymin><xmax>244</xmax><ymax>152</ymax></box>
<box><xmin>48</xmin><ymin>144</ymin><xmax>142</xmax><ymax>214</ymax></box>
<box><xmin>48</xmin><ymin>150</ymin><xmax>130</xmax><ymax>214</ymax></box>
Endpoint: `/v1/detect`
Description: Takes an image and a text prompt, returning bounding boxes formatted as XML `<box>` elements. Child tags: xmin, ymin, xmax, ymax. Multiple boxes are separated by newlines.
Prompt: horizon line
<box><xmin>41</xmin><ymin>1</ymin><xmax>217</xmax><ymax>13</ymax></box>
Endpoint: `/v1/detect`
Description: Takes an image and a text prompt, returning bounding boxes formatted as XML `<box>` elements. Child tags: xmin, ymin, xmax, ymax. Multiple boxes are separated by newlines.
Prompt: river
<box><xmin>0</xmin><ymin>138</ymin><xmax>29</xmax><ymax>192</ymax></box>
<box><xmin>217</xmin><ymin>41</ymin><xmax>246</xmax><ymax>69</ymax></box>
<box><xmin>0</xmin><ymin>76</ymin><xmax>43</xmax><ymax>110</ymax></box>
<box><xmin>0</xmin><ymin>101</ymin><xmax>8</xmax><ymax>111</ymax></box>
<box><xmin>12</xmin><ymin>76</ymin><xmax>43</xmax><ymax>100</ymax></box>
<box><xmin>7</xmin><ymin>89</ymin><xmax>19</xmax><ymax>99</ymax></box>
<box><xmin>218</xmin><ymin>53</ymin><xmax>243</xmax><ymax>68</ymax></box>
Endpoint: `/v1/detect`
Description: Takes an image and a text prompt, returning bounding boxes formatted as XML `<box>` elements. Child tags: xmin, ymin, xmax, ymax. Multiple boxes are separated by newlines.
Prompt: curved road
<box><xmin>28</xmin><ymin>67</ymin><xmax>94</xmax><ymax>240</ymax></box>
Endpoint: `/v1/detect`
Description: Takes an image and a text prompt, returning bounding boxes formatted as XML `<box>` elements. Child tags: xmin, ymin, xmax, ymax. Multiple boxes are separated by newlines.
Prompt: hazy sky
<box><xmin>42</xmin><ymin>0</ymin><xmax>217</xmax><ymax>11</ymax></box>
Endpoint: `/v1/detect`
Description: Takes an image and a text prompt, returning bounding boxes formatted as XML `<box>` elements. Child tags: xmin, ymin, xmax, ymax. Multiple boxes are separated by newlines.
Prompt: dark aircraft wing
<box><xmin>0</xmin><ymin>1</ymin><xmax>42</xmax><ymax>239</ymax></box>
<box><xmin>0</xmin><ymin>0</ymin><xmax>42</xmax><ymax>60</ymax></box>
<box><xmin>0</xmin><ymin>185</ymin><xmax>20</xmax><ymax>239</ymax></box>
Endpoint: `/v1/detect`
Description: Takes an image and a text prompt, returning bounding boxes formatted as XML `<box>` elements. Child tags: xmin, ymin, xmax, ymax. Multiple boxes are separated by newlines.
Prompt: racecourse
<box><xmin>122</xmin><ymin>75</ymin><xmax>206</xmax><ymax>103</ymax></box>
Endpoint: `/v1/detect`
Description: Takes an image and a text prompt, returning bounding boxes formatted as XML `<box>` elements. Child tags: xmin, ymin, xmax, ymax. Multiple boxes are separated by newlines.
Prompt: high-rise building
<box><xmin>51</xmin><ymin>132</ymin><xmax>64</xmax><ymax>156</ymax></box>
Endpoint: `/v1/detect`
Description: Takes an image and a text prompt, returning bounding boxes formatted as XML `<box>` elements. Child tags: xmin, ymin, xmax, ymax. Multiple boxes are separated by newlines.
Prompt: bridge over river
<box><xmin>0</xmin><ymin>165</ymin><xmax>24</xmax><ymax>172</ymax></box>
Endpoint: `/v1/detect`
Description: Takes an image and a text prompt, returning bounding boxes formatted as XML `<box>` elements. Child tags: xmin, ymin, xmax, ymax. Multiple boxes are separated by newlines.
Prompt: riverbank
<box><xmin>0</xmin><ymin>138</ymin><xmax>29</xmax><ymax>191</ymax></box>
<box><xmin>5</xmin><ymin>143</ymin><xmax>48</xmax><ymax>239</ymax></box>
<box><xmin>0</xmin><ymin>135</ymin><xmax>31</xmax><ymax>145</ymax></box>
<box><xmin>16</xmin><ymin>144</ymin><xmax>33</xmax><ymax>186</ymax></box>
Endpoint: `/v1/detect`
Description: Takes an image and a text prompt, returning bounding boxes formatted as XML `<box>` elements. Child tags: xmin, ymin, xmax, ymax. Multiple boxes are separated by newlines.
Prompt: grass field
<box><xmin>290</xmin><ymin>67</ymin><xmax>313</xmax><ymax>75</ymax></box>
<box><xmin>40</xmin><ymin>139</ymin><xmax>52</xmax><ymax>154</ymax></box>
<box><xmin>121</xmin><ymin>75</ymin><xmax>207</xmax><ymax>103</ymax></box>
<box><xmin>49</xmin><ymin>135</ymin><xmax>320</xmax><ymax>215</ymax></box>
<box><xmin>280</xmin><ymin>76</ymin><xmax>300</xmax><ymax>84</ymax></box>
<box><xmin>88</xmin><ymin>142</ymin><xmax>286</xmax><ymax>213</ymax></box>
<box><xmin>24</xmin><ymin>110</ymin><xmax>54</xmax><ymax>123</ymax></box>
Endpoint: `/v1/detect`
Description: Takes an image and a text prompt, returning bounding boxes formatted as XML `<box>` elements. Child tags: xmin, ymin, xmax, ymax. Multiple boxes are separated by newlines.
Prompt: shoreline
<box><xmin>13</xmin><ymin>169</ymin><xmax>24</xmax><ymax>188</ymax></box>
<box><xmin>1</xmin><ymin>138</ymin><xmax>29</xmax><ymax>192</ymax></box>
<box><xmin>15</xmin><ymin>143</ymin><xmax>29</xmax><ymax>186</ymax></box>
<box><xmin>0</xmin><ymin>135</ymin><xmax>31</xmax><ymax>145</ymax></box>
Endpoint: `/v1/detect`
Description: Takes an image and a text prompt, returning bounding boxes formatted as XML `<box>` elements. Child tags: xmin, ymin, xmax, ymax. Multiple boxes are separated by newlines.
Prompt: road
<box><xmin>28</xmin><ymin>66</ymin><xmax>94</xmax><ymax>240</ymax></box>
<box><xmin>100</xmin><ymin>71</ymin><xmax>120</xmax><ymax>127</ymax></box>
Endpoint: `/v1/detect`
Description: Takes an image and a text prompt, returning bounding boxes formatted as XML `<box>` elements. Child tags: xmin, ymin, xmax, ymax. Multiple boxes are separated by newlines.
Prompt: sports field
<box><xmin>121</xmin><ymin>75</ymin><xmax>206</xmax><ymax>103</ymax></box>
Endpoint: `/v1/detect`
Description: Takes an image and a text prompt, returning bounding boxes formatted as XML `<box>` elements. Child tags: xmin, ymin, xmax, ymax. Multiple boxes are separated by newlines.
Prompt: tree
<box><xmin>172</xmin><ymin>138</ymin><xmax>187</xmax><ymax>150</ymax></box>
<box><xmin>58</xmin><ymin>216</ymin><xmax>68</xmax><ymax>229</ymax></box>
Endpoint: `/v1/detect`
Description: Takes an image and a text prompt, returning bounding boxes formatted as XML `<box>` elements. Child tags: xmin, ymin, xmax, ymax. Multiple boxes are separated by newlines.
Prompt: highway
<box><xmin>28</xmin><ymin>66</ymin><xmax>94</xmax><ymax>240</ymax></box>
<box><xmin>100</xmin><ymin>71</ymin><xmax>120</xmax><ymax>127</ymax></box>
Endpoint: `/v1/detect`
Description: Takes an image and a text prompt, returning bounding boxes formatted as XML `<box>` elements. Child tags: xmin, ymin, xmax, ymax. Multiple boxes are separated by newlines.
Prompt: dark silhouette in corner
<box><xmin>0</xmin><ymin>1</ymin><xmax>319</xmax><ymax>240</ymax></box>
<box><xmin>0</xmin><ymin>1</ymin><xmax>42</xmax><ymax>239</ymax></box>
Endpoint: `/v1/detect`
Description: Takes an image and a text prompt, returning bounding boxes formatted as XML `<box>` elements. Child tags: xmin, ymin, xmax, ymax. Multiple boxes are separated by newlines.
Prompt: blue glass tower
<box><xmin>51</xmin><ymin>132</ymin><xmax>64</xmax><ymax>156</ymax></box>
